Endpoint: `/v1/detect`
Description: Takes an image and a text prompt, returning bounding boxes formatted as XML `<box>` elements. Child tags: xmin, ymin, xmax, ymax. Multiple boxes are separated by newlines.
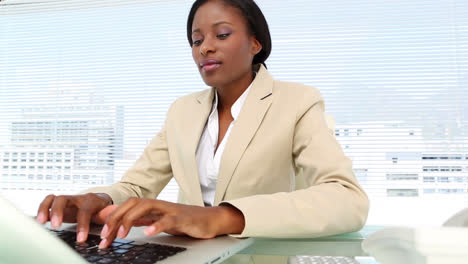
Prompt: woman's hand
<box><xmin>98</xmin><ymin>198</ymin><xmax>245</xmax><ymax>249</ymax></box>
<box><xmin>36</xmin><ymin>193</ymin><xmax>113</xmax><ymax>243</ymax></box>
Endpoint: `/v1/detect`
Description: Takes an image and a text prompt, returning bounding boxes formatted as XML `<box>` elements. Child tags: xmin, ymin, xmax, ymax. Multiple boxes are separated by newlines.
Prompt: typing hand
<box><xmin>36</xmin><ymin>193</ymin><xmax>113</xmax><ymax>243</ymax></box>
<box><xmin>98</xmin><ymin>198</ymin><xmax>245</xmax><ymax>249</ymax></box>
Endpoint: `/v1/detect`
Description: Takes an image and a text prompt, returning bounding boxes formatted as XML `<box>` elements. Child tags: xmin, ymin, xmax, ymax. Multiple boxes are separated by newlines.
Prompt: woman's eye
<box><xmin>217</xmin><ymin>33</ymin><xmax>230</xmax><ymax>39</ymax></box>
<box><xmin>193</xmin><ymin>39</ymin><xmax>202</xmax><ymax>46</ymax></box>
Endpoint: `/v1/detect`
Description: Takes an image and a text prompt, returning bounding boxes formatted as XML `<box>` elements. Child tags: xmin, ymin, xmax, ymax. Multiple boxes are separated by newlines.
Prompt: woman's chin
<box><xmin>201</xmin><ymin>77</ymin><xmax>221</xmax><ymax>88</ymax></box>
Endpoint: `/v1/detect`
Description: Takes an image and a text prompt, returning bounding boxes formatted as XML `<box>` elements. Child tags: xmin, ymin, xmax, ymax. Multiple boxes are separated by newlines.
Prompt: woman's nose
<box><xmin>200</xmin><ymin>37</ymin><xmax>216</xmax><ymax>56</ymax></box>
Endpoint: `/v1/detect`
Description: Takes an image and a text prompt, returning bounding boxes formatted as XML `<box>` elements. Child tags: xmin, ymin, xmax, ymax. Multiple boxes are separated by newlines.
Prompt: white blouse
<box><xmin>195</xmin><ymin>84</ymin><xmax>252</xmax><ymax>206</ymax></box>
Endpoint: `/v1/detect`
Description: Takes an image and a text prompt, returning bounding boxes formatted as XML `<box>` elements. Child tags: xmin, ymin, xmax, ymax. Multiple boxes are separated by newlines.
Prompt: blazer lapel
<box><xmin>214</xmin><ymin>65</ymin><xmax>274</xmax><ymax>205</ymax></box>
<box><xmin>179</xmin><ymin>88</ymin><xmax>214</xmax><ymax>206</ymax></box>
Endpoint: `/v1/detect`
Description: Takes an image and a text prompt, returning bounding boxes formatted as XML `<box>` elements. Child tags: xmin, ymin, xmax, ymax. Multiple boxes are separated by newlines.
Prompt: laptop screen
<box><xmin>0</xmin><ymin>196</ymin><xmax>87</xmax><ymax>264</ymax></box>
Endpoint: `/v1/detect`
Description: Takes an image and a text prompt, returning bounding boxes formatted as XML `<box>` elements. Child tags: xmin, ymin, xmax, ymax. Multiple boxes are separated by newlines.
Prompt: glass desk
<box><xmin>235</xmin><ymin>226</ymin><xmax>384</xmax><ymax>264</ymax></box>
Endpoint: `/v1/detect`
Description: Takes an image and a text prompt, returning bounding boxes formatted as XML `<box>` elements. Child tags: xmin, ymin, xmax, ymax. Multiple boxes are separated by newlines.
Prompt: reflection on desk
<box><xmin>239</xmin><ymin>226</ymin><xmax>384</xmax><ymax>257</ymax></box>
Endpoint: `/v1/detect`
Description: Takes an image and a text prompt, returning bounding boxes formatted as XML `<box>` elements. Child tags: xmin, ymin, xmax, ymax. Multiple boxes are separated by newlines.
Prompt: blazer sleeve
<box><xmin>224</xmin><ymin>91</ymin><xmax>370</xmax><ymax>238</ymax></box>
<box><xmin>83</xmin><ymin>122</ymin><xmax>173</xmax><ymax>205</ymax></box>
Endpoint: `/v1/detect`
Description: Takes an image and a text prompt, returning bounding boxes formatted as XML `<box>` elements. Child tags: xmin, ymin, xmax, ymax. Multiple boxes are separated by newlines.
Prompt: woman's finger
<box><xmin>98</xmin><ymin>226</ymin><xmax>118</xmax><ymax>249</ymax></box>
<box><xmin>144</xmin><ymin>215</ymin><xmax>177</xmax><ymax>237</ymax></box>
<box><xmin>100</xmin><ymin>197</ymin><xmax>141</xmax><ymax>239</ymax></box>
<box><xmin>75</xmin><ymin>207</ymin><xmax>93</xmax><ymax>243</ymax></box>
<box><xmin>92</xmin><ymin>205</ymin><xmax>118</xmax><ymax>225</ymax></box>
<box><xmin>36</xmin><ymin>194</ymin><xmax>55</xmax><ymax>224</ymax></box>
<box><xmin>132</xmin><ymin>211</ymin><xmax>164</xmax><ymax>226</ymax></box>
<box><xmin>49</xmin><ymin>195</ymin><xmax>70</xmax><ymax>229</ymax></box>
<box><xmin>116</xmin><ymin>199</ymin><xmax>165</xmax><ymax>239</ymax></box>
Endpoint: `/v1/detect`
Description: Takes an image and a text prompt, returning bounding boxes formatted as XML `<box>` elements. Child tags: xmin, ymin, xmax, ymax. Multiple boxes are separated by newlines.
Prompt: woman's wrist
<box><xmin>213</xmin><ymin>204</ymin><xmax>245</xmax><ymax>236</ymax></box>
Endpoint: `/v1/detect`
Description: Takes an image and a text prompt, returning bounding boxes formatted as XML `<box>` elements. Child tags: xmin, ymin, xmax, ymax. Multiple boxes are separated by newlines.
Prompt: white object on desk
<box><xmin>443</xmin><ymin>208</ymin><xmax>468</xmax><ymax>227</ymax></box>
<box><xmin>362</xmin><ymin>208</ymin><xmax>468</xmax><ymax>264</ymax></box>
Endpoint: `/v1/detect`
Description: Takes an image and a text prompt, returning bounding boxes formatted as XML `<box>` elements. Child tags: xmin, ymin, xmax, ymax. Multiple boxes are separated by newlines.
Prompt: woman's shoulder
<box><xmin>167</xmin><ymin>88</ymin><xmax>211</xmax><ymax>110</ymax></box>
<box><xmin>273</xmin><ymin>79</ymin><xmax>324</xmax><ymax>103</ymax></box>
<box><xmin>175</xmin><ymin>88</ymin><xmax>211</xmax><ymax>103</ymax></box>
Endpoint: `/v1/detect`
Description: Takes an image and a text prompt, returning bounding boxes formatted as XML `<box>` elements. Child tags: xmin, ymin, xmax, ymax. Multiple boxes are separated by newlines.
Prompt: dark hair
<box><xmin>187</xmin><ymin>0</ymin><xmax>272</xmax><ymax>68</ymax></box>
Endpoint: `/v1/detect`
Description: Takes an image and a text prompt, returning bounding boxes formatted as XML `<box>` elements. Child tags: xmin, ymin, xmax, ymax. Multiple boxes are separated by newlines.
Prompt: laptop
<box><xmin>0</xmin><ymin>196</ymin><xmax>254</xmax><ymax>264</ymax></box>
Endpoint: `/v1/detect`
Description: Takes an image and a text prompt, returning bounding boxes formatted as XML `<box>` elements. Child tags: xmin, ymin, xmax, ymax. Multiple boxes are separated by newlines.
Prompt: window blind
<box><xmin>1</xmin><ymin>0</ymin><xmax>467</xmax><ymax>225</ymax></box>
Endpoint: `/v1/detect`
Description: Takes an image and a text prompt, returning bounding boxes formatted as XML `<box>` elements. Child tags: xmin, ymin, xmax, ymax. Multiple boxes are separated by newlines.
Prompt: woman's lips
<box><xmin>203</xmin><ymin>63</ymin><xmax>221</xmax><ymax>72</ymax></box>
<box><xmin>200</xmin><ymin>59</ymin><xmax>221</xmax><ymax>72</ymax></box>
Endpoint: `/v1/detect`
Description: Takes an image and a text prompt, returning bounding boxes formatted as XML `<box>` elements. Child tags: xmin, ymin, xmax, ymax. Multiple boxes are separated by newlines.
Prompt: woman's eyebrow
<box><xmin>192</xmin><ymin>21</ymin><xmax>233</xmax><ymax>34</ymax></box>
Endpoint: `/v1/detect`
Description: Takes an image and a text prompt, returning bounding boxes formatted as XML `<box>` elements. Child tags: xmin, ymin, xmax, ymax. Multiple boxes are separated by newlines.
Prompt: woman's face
<box><xmin>191</xmin><ymin>0</ymin><xmax>261</xmax><ymax>88</ymax></box>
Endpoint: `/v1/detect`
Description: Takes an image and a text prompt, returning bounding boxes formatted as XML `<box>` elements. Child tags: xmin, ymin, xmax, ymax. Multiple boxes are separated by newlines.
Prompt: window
<box><xmin>438</xmin><ymin>177</ymin><xmax>450</xmax><ymax>183</ymax></box>
<box><xmin>387</xmin><ymin>189</ymin><xmax>419</xmax><ymax>197</ymax></box>
<box><xmin>386</xmin><ymin>174</ymin><xmax>419</xmax><ymax>181</ymax></box>
<box><xmin>1</xmin><ymin>0</ymin><xmax>467</xmax><ymax>225</ymax></box>
<box><xmin>439</xmin><ymin>189</ymin><xmax>465</xmax><ymax>194</ymax></box>
<box><xmin>423</xmin><ymin>177</ymin><xmax>435</xmax><ymax>183</ymax></box>
<box><xmin>440</xmin><ymin>166</ymin><xmax>451</xmax><ymax>172</ymax></box>
<box><xmin>423</xmin><ymin>166</ymin><xmax>439</xmax><ymax>172</ymax></box>
<box><xmin>424</xmin><ymin>189</ymin><xmax>436</xmax><ymax>194</ymax></box>
<box><xmin>454</xmin><ymin>177</ymin><xmax>465</xmax><ymax>183</ymax></box>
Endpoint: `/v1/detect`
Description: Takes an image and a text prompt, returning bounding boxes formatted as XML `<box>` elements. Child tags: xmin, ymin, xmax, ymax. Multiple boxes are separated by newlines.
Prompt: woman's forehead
<box><xmin>192</xmin><ymin>1</ymin><xmax>246</xmax><ymax>31</ymax></box>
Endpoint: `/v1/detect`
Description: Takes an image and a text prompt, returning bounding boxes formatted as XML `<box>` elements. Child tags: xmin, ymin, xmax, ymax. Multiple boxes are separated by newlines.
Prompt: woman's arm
<box><xmin>97</xmin><ymin>199</ymin><xmax>245</xmax><ymax>248</ymax></box>
<box><xmin>222</xmin><ymin>92</ymin><xmax>370</xmax><ymax>238</ymax></box>
<box><xmin>83</xmin><ymin>124</ymin><xmax>173</xmax><ymax>205</ymax></box>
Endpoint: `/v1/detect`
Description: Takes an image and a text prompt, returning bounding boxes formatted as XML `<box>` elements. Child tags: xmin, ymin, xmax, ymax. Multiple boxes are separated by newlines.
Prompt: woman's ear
<box><xmin>250</xmin><ymin>36</ymin><xmax>263</xmax><ymax>56</ymax></box>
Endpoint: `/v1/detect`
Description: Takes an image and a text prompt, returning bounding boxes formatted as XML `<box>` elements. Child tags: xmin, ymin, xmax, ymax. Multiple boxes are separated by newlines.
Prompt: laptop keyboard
<box><xmin>49</xmin><ymin>229</ymin><xmax>186</xmax><ymax>264</ymax></box>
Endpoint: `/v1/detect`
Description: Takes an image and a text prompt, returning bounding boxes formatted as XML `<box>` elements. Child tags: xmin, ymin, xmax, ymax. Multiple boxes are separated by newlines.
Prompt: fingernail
<box><xmin>51</xmin><ymin>216</ymin><xmax>60</xmax><ymax>229</ymax></box>
<box><xmin>77</xmin><ymin>232</ymin><xmax>86</xmax><ymax>243</ymax></box>
<box><xmin>100</xmin><ymin>224</ymin><xmax>108</xmax><ymax>239</ymax></box>
<box><xmin>36</xmin><ymin>213</ymin><xmax>46</xmax><ymax>224</ymax></box>
<box><xmin>117</xmin><ymin>225</ymin><xmax>125</xmax><ymax>239</ymax></box>
<box><xmin>98</xmin><ymin>239</ymin><xmax>108</xmax><ymax>249</ymax></box>
<box><xmin>144</xmin><ymin>226</ymin><xmax>156</xmax><ymax>236</ymax></box>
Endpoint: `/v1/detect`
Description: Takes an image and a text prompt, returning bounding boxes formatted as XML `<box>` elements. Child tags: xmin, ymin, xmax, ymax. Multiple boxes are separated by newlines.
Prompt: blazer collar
<box><xmin>214</xmin><ymin>64</ymin><xmax>274</xmax><ymax>204</ymax></box>
<box><xmin>180</xmin><ymin>88</ymin><xmax>214</xmax><ymax>206</ymax></box>
<box><xmin>188</xmin><ymin>64</ymin><xmax>274</xmax><ymax>206</ymax></box>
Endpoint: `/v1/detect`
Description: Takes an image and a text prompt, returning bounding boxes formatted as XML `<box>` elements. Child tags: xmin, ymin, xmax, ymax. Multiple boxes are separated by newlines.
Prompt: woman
<box><xmin>36</xmin><ymin>0</ymin><xmax>369</xmax><ymax>250</ymax></box>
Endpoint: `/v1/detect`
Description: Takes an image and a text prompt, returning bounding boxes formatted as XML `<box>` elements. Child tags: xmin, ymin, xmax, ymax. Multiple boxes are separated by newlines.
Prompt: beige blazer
<box><xmin>87</xmin><ymin>65</ymin><xmax>369</xmax><ymax>238</ymax></box>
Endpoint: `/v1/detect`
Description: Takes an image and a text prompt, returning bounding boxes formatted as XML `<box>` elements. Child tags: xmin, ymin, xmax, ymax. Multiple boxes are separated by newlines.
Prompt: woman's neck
<box><xmin>216</xmin><ymin>70</ymin><xmax>254</xmax><ymax>112</ymax></box>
